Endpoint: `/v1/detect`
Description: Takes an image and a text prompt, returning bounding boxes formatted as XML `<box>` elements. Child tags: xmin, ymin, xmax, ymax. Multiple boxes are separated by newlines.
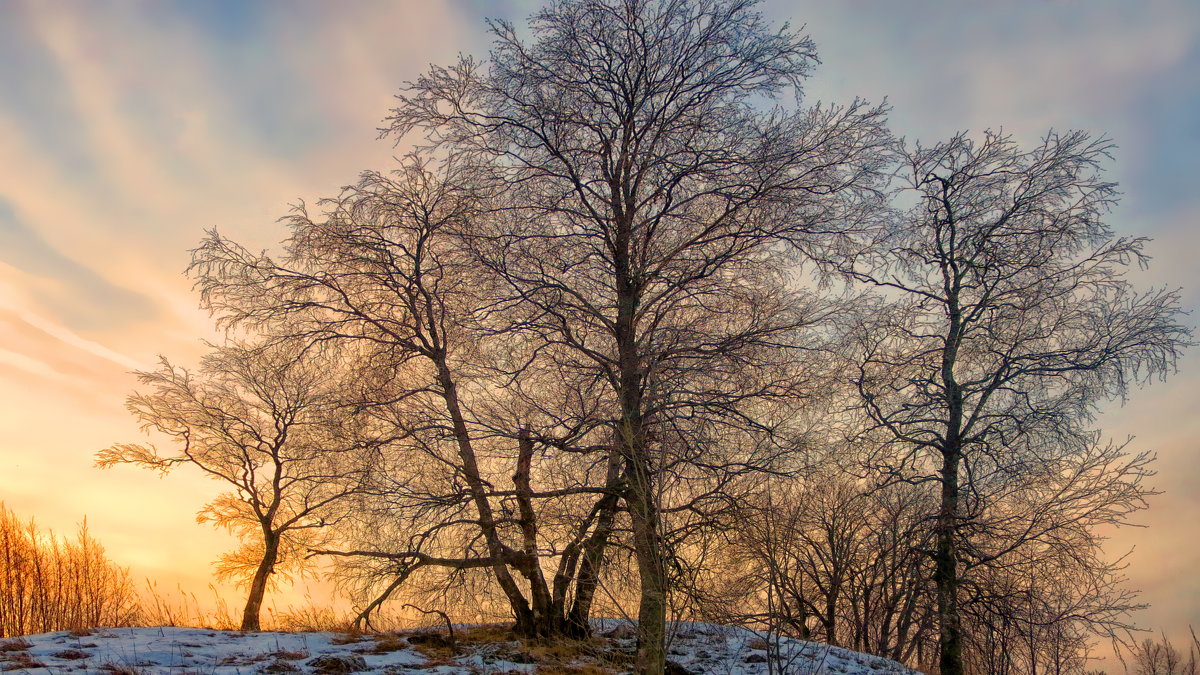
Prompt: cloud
<box><xmin>0</xmin><ymin>0</ymin><xmax>495</xmax><ymax>601</ymax></box>
<box><xmin>11</xmin><ymin>305</ymin><xmax>147</xmax><ymax>372</ymax></box>
<box><xmin>0</xmin><ymin>347</ymin><xmax>74</xmax><ymax>383</ymax></box>
<box><xmin>780</xmin><ymin>0</ymin><xmax>1200</xmax><ymax>144</ymax></box>
<box><xmin>0</xmin><ymin>199</ymin><xmax>163</xmax><ymax>332</ymax></box>
<box><xmin>0</xmin><ymin>272</ymin><xmax>146</xmax><ymax>394</ymax></box>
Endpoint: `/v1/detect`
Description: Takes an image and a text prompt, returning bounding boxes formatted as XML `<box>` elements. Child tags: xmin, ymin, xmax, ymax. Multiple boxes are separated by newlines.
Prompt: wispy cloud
<box><xmin>0</xmin><ymin>0</ymin><xmax>488</xmax><ymax>600</ymax></box>
<box><xmin>7</xmin><ymin>303</ymin><xmax>147</xmax><ymax>372</ymax></box>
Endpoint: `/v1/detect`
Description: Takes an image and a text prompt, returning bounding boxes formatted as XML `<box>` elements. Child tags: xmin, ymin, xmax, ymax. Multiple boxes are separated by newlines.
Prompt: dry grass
<box><xmin>1</xmin><ymin>654</ymin><xmax>45</xmax><ymax>672</ymax></box>
<box><xmin>407</xmin><ymin>636</ymin><xmax>456</xmax><ymax>661</ymax></box>
<box><xmin>98</xmin><ymin>663</ymin><xmax>144</xmax><ymax>675</ymax></box>
<box><xmin>535</xmin><ymin>666</ymin><xmax>615</xmax><ymax>675</ymax></box>
<box><xmin>406</xmin><ymin>625</ymin><xmax>624</xmax><ymax>674</ymax></box>
<box><xmin>361</xmin><ymin>634</ymin><xmax>408</xmax><ymax>654</ymax></box>
<box><xmin>0</xmin><ymin>640</ymin><xmax>30</xmax><ymax>653</ymax></box>
<box><xmin>138</xmin><ymin>580</ymin><xmax>238</xmax><ymax>631</ymax></box>
<box><xmin>407</xmin><ymin>656</ymin><xmax>457</xmax><ymax>669</ymax></box>
<box><xmin>455</xmin><ymin>624</ymin><xmax>514</xmax><ymax>644</ymax></box>
<box><xmin>401</xmin><ymin>622</ymin><xmax>483</xmax><ymax>661</ymax></box>
<box><xmin>268</xmin><ymin>603</ymin><xmax>360</xmax><ymax>633</ymax></box>
<box><xmin>217</xmin><ymin>652</ymin><xmax>272</xmax><ymax>667</ymax></box>
<box><xmin>307</xmin><ymin>654</ymin><xmax>367</xmax><ymax>674</ymax></box>
<box><xmin>524</xmin><ymin>637</ymin><xmax>605</xmax><ymax>662</ymax></box>
<box><xmin>330</xmin><ymin>631</ymin><xmax>367</xmax><ymax>646</ymax></box>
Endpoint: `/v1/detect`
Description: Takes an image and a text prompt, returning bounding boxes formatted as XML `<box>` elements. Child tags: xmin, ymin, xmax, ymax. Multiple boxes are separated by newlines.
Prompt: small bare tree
<box><xmin>1127</xmin><ymin>630</ymin><xmax>1200</xmax><ymax>675</ymax></box>
<box><xmin>98</xmin><ymin>340</ymin><xmax>375</xmax><ymax>631</ymax></box>
<box><xmin>727</xmin><ymin>464</ymin><xmax>934</xmax><ymax>664</ymax></box>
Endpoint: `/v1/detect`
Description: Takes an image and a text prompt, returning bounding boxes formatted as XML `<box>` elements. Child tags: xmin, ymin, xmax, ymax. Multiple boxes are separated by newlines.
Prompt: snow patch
<box><xmin>0</xmin><ymin>622</ymin><xmax>918</xmax><ymax>674</ymax></box>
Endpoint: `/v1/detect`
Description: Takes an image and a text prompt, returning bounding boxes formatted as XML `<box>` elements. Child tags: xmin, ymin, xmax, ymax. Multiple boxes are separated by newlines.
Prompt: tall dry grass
<box><xmin>0</xmin><ymin>502</ymin><xmax>139</xmax><ymax>636</ymax></box>
<box><xmin>0</xmin><ymin>502</ymin><xmax>413</xmax><ymax>636</ymax></box>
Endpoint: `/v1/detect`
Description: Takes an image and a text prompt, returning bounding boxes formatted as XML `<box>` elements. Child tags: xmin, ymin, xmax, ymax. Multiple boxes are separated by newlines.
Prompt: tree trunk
<box><xmin>616</xmin><ymin>319</ymin><xmax>666</xmax><ymax>672</ymax></box>
<box><xmin>513</xmin><ymin>428</ymin><xmax>555</xmax><ymax>636</ymax></box>
<box><xmin>823</xmin><ymin>588</ymin><xmax>839</xmax><ymax>646</ymax></box>
<box><xmin>435</xmin><ymin>360</ymin><xmax>534</xmax><ymax>633</ymax></box>
<box><xmin>934</xmin><ymin>448</ymin><xmax>962</xmax><ymax>675</ymax></box>
<box><xmin>565</xmin><ymin>449</ymin><xmax>623</xmax><ymax>638</ymax></box>
<box><xmin>628</xmin><ymin>452</ymin><xmax>666</xmax><ymax>675</ymax></box>
<box><xmin>936</xmin><ymin>271</ymin><xmax>965</xmax><ymax>675</ymax></box>
<box><xmin>241</xmin><ymin>531</ymin><xmax>279</xmax><ymax>631</ymax></box>
<box><xmin>612</xmin><ymin>200</ymin><xmax>665</xmax><ymax>674</ymax></box>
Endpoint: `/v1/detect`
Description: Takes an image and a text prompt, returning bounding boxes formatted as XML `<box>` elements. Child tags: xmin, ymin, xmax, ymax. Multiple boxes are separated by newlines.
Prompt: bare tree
<box><xmin>1126</xmin><ymin>630</ymin><xmax>1200</xmax><ymax>675</ymax></box>
<box><xmin>192</xmin><ymin>153</ymin><xmax>630</xmax><ymax>639</ymax></box>
<box><xmin>842</xmin><ymin>130</ymin><xmax>1191</xmax><ymax>675</ymax></box>
<box><xmin>98</xmin><ymin>340</ymin><xmax>375</xmax><ymax>631</ymax></box>
<box><xmin>384</xmin><ymin>1</ymin><xmax>891</xmax><ymax>669</ymax></box>
<box><xmin>724</xmin><ymin>462</ymin><xmax>935</xmax><ymax>665</ymax></box>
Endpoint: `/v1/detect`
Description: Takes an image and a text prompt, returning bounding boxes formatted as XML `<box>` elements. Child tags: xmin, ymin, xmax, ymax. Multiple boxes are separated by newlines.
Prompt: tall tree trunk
<box><xmin>615</xmin><ymin>252</ymin><xmax>666</xmax><ymax>673</ymax></box>
<box><xmin>936</xmin><ymin>267</ymin><xmax>965</xmax><ymax>675</ymax></box>
<box><xmin>934</xmin><ymin>447</ymin><xmax>962</xmax><ymax>675</ymax></box>
<box><xmin>435</xmin><ymin>360</ymin><xmax>534</xmax><ymax>633</ymax></box>
<box><xmin>241</xmin><ymin>531</ymin><xmax>279</xmax><ymax>631</ymax></box>
<box><xmin>628</xmin><ymin>450</ymin><xmax>666</xmax><ymax>675</ymax></box>
<box><xmin>513</xmin><ymin>428</ymin><xmax>554</xmax><ymax>636</ymax></box>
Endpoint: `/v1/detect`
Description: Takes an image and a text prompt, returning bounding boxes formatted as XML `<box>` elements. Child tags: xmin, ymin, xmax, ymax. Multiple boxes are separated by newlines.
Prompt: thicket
<box><xmin>0</xmin><ymin>503</ymin><xmax>138</xmax><ymax>636</ymax></box>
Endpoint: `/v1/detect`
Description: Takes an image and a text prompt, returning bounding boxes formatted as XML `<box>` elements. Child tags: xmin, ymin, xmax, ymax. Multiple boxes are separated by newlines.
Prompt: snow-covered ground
<box><xmin>0</xmin><ymin>622</ymin><xmax>918</xmax><ymax>674</ymax></box>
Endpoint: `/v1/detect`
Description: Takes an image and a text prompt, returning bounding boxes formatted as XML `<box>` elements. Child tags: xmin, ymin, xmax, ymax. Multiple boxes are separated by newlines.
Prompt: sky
<box><xmin>0</xmin><ymin>0</ymin><xmax>1196</xmax><ymax>652</ymax></box>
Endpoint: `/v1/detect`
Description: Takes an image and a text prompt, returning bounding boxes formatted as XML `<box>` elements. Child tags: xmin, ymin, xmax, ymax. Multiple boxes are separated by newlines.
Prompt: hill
<box><xmin>0</xmin><ymin>622</ymin><xmax>918</xmax><ymax>674</ymax></box>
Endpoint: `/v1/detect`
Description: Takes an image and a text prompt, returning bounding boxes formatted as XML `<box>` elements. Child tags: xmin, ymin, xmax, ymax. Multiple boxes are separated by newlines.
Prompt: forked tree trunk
<box><xmin>564</xmin><ymin>450</ymin><xmax>623</xmax><ymax>638</ymax></box>
<box><xmin>513</xmin><ymin>429</ymin><xmax>555</xmax><ymax>636</ymax></box>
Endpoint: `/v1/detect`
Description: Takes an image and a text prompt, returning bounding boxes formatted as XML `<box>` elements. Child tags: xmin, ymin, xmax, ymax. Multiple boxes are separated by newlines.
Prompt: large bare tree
<box><xmin>384</xmin><ymin>1</ymin><xmax>890</xmax><ymax>669</ymax></box>
<box><xmin>193</xmin><ymin>153</ymin><xmax>631</xmax><ymax>639</ymax></box>
<box><xmin>842</xmin><ymin>130</ymin><xmax>1190</xmax><ymax>675</ymax></box>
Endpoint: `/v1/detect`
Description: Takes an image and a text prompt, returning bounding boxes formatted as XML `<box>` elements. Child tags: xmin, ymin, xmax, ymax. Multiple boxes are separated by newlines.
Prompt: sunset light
<box><xmin>1</xmin><ymin>2</ymin><xmax>1197</xmax><ymax>673</ymax></box>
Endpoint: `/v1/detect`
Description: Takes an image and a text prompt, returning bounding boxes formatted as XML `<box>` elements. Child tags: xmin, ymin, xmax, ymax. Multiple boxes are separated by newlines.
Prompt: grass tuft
<box><xmin>0</xmin><ymin>640</ymin><xmax>30</xmax><ymax>653</ymax></box>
